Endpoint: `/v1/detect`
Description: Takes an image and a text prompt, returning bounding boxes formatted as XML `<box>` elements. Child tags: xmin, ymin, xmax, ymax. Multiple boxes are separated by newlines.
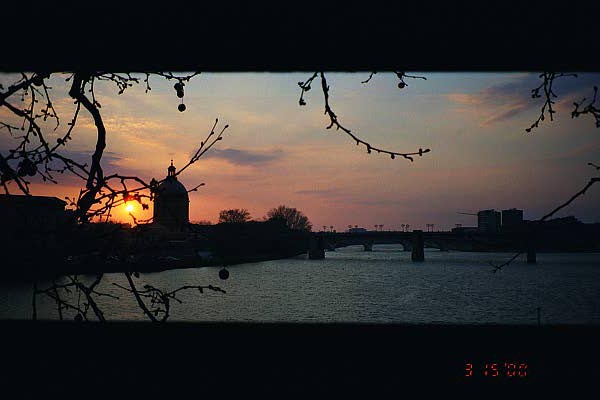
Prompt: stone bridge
<box><xmin>308</xmin><ymin>230</ymin><xmax>538</xmax><ymax>263</ymax></box>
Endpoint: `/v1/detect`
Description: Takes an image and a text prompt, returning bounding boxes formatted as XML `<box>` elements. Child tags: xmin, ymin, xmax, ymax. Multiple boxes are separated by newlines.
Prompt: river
<box><xmin>1</xmin><ymin>245</ymin><xmax>599</xmax><ymax>324</ymax></box>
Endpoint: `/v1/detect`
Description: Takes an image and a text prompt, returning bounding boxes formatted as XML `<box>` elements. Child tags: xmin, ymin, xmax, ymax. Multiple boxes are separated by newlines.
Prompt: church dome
<box><xmin>157</xmin><ymin>176</ymin><xmax>188</xmax><ymax>197</ymax></box>
<box><xmin>153</xmin><ymin>160</ymin><xmax>190</xmax><ymax>231</ymax></box>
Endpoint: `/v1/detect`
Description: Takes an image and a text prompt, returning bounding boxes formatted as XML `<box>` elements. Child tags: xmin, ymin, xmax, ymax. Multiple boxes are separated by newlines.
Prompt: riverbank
<box><xmin>0</xmin><ymin>219</ymin><xmax>310</xmax><ymax>282</ymax></box>
<box><xmin>0</xmin><ymin>251</ymin><xmax>308</xmax><ymax>282</ymax></box>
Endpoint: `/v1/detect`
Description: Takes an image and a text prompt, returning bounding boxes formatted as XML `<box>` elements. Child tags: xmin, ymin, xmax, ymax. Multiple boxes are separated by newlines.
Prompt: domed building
<box><xmin>153</xmin><ymin>161</ymin><xmax>189</xmax><ymax>231</ymax></box>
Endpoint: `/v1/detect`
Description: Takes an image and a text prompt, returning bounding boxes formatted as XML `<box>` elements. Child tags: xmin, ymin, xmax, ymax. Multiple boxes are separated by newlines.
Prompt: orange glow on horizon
<box><xmin>7</xmin><ymin>73</ymin><xmax>600</xmax><ymax>229</ymax></box>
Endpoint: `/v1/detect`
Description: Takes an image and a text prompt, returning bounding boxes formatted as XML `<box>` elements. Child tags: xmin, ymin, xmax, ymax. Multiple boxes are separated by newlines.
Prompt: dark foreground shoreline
<box><xmin>1</xmin><ymin>321</ymin><xmax>598</xmax><ymax>396</ymax></box>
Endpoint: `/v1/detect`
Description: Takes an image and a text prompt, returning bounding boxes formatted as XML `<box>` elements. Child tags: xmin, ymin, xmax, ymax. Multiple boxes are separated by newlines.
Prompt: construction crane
<box><xmin>458</xmin><ymin>212</ymin><xmax>477</xmax><ymax>216</ymax></box>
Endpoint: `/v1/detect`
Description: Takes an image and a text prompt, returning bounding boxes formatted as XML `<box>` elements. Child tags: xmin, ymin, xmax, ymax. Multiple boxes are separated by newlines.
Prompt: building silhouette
<box><xmin>0</xmin><ymin>194</ymin><xmax>70</xmax><ymax>233</ymax></box>
<box><xmin>153</xmin><ymin>161</ymin><xmax>189</xmax><ymax>231</ymax></box>
<box><xmin>501</xmin><ymin>208</ymin><xmax>523</xmax><ymax>230</ymax></box>
<box><xmin>477</xmin><ymin>209</ymin><xmax>501</xmax><ymax>233</ymax></box>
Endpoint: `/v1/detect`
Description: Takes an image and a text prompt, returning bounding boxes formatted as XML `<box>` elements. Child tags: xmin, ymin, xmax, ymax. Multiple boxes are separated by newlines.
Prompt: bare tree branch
<box><xmin>0</xmin><ymin>72</ymin><xmax>230</xmax><ymax>322</ymax></box>
<box><xmin>526</xmin><ymin>72</ymin><xmax>578</xmax><ymax>133</ymax></box>
<box><xmin>361</xmin><ymin>72</ymin><xmax>377</xmax><ymax>84</ymax></box>
<box><xmin>297</xmin><ymin>72</ymin><xmax>430</xmax><ymax>161</ymax></box>
<box><xmin>540</xmin><ymin>177</ymin><xmax>600</xmax><ymax>222</ymax></box>
<box><xmin>114</xmin><ymin>276</ymin><xmax>226</xmax><ymax>322</ymax></box>
<box><xmin>572</xmin><ymin>86</ymin><xmax>600</xmax><ymax>128</ymax></box>
<box><xmin>1</xmin><ymin>72</ymin><xmax>211</xmax><ymax>224</ymax></box>
<box><xmin>490</xmin><ymin>173</ymin><xmax>599</xmax><ymax>272</ymax></box>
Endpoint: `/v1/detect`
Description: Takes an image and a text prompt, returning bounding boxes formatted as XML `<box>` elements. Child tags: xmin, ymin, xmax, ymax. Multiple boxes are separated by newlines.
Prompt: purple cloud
<box><xmin>202</xmin><ymin>148</ymin><xmax>284</xmax><ymax>166</ymax></box>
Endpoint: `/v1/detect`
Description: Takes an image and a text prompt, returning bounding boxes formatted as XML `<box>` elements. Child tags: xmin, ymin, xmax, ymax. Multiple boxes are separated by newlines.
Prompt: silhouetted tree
<box><xmin>1</xmin><ymin>72</ymin><xmax>231</xmax><ymax>321</ymax></box>
<box><xmin>0</xmin><ymin>72</ymin><xmax>228</xmax><ymax>222</ymax></box>
<box><xmin>487</xmin><ymin>73</ymin><xmax>600</xmax><ymax>270</ymax></box>
<box><xmin>266</xmin><ymin>205</ymin><xmax>312</xmax><ymax>232</ymax></box>
<box><xmin>219</xmin><ymin>208</ymin><xmax>251</xmax><ymax>224</ymax></box>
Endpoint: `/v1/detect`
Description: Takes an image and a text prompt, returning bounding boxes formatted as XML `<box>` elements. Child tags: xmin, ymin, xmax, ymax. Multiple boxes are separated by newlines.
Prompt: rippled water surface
<box><xmin>2</xmin><ymin>246</ymin><xmax>600</xmax><ymax>324</ymax></box>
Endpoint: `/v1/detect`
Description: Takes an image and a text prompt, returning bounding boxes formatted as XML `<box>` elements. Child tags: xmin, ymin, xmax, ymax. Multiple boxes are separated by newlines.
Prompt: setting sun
<box><xmin>125</xmin><ymin>203</ymin><xmax>134</xmax><ymax>213</ymax></box>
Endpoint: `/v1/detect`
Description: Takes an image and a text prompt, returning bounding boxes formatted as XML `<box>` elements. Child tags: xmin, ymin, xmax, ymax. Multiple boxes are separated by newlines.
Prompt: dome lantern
<box><xmin>167</xmin><ymin>159</ymin><xmax>176</xmax><ymax>178</ymax></box>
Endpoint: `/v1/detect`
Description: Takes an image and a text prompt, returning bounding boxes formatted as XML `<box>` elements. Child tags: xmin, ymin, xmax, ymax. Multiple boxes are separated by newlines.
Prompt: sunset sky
<box><xmin>1</xmin><ymin>72</ymin><xmax>599</xmax><ymax>230</ymax></box>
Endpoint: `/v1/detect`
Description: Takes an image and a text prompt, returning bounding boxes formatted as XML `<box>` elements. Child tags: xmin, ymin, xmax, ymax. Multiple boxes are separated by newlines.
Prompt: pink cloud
<box><xmin>481</xmin><ymin>100</ymin><xmax>531</xmax><ymax>126</ymax></box>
